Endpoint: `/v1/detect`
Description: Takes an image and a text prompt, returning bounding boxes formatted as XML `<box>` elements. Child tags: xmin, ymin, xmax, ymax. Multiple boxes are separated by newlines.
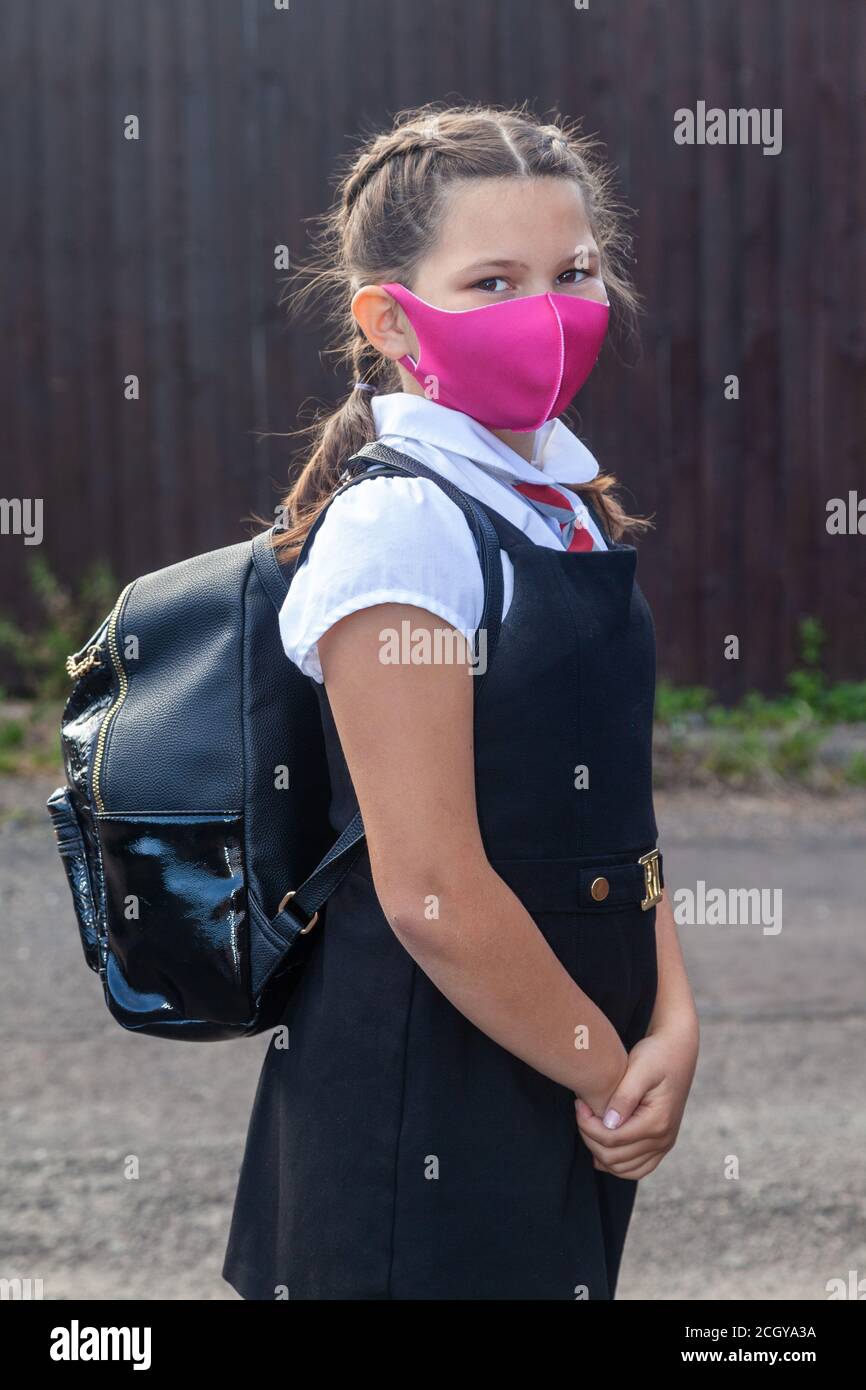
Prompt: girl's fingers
<box><xmin>576</xmin><ymin>1095</ymin><xmax>667</xmax><ymax>1150</ymax></box>
<box><xmin>593</xmin><ymin>1151</ymin><xmax>665</xmax><ymax>1179</ymax></box>
<box><xmin>584</xmin><ymin>1133</ymin><xmax>661</xmax><ymax>1167</ymax></box>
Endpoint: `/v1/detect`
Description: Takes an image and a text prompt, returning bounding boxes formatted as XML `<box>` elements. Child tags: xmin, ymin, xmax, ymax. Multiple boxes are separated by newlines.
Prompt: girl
<box><xmin>223</xmin><ymin>102</ymin><xmax>699</xmax><ymax>1302</ymax></box>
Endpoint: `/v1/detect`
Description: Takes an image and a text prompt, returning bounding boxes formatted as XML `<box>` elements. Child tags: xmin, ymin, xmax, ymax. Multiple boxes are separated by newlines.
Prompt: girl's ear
<box><xmin>351</xmin><ymin>285</ymin><xmax>418</xmax><ymax>364</ymax></box>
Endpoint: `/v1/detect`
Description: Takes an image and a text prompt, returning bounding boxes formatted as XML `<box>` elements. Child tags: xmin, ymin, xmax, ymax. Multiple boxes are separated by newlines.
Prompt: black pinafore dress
<box><xmin>223</xmin><ymin>492</ymin><xmax>661</xmax><ymax>1301</ymax></box>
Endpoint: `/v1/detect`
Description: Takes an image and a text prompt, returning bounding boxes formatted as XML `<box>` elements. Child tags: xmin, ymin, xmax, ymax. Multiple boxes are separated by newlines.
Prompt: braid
<box><xmin>343</xmin><ymin>128</ymin><xmax>443</xmax><ymax>213</ymax></box>
<box><xmin>349</xmin><ymin>321</ymin><xmax>383</xmax><ymax>387</ymax></box>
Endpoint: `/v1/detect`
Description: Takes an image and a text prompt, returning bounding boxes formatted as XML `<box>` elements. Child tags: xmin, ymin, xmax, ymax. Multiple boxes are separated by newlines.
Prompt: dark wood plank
<box><xmin>2</xmin><ymin>0</ymin><xmax>864</xmax><ymax>697</ymax></box>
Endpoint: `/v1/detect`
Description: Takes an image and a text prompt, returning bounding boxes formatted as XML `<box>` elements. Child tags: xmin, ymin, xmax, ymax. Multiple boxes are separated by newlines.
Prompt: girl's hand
<box><xmin>574</xmin><ymin>1019</ymin><xmax>699</xmax><ymax>1180</ymax></box>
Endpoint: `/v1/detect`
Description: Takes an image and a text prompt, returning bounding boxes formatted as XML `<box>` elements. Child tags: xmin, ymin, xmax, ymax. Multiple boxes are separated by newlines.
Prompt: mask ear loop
<box><xmin>380</xmin><ymin>285</ymin><xmax>422</xmax><ymax>373</ymax></box>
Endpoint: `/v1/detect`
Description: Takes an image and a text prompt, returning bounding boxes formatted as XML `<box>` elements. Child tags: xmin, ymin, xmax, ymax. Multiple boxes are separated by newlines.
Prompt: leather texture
<box><xmin>46</xmin><ymin>446</ymin><xmax>503</xmax><ymax>1040</ymax></box>
<box><xmin>99</xmin><ymin>812</ymin><xmax>250</xmax><ymax>1031</ymax></box>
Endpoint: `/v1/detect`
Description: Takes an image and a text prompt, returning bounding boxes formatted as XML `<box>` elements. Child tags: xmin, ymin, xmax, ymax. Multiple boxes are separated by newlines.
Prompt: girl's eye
<box><xmin>472</xmin><ymin>277</ymin><xmax>509</xmax><ymax>293</ymax></box>
<box><xmin>558</xmin><ymin>267</ymin><xmax>589</xmax><ymax>285</ymax></box>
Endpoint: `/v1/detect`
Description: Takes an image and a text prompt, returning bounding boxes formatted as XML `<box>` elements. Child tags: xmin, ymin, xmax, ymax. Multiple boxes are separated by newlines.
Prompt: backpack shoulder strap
<box><xmin>333</xmin><ymin>440</ymin><xmax>504</xmax><ymax>670</ymax></box>
<box><xmin>250</xmin><ymin>527</ymin><xmax>293</xmax><ymax>612</ymax></box>
<box><xmin>254</xmin><ymin>441</ymin><xmax>504</xmax><ymax>687</ymax></box>
<box><xmin>262</xmin><ymin>439</ymin><xmax>505</xmax><ymax>948</ymax></box>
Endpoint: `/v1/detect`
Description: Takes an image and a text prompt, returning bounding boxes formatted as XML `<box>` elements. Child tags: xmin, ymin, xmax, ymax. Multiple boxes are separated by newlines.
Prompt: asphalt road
<box><xmin>2</xmin><ymin>775</ymin><xmax>864</xmax><ymax>1301</ymax></box>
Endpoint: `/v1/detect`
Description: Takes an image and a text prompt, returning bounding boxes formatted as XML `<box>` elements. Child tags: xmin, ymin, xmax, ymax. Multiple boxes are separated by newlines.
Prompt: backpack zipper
<box><xmin>91</xmin><ymin>581</ymin><xmax>135</xmax><ymax>814</ymax></box>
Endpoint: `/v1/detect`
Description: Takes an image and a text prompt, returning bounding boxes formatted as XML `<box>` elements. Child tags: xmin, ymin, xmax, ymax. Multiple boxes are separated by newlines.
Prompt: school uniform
<box><xmin>222</xmin><ymin>393</ymin><xmax>660</xmax><ymax>1301</ymax></box>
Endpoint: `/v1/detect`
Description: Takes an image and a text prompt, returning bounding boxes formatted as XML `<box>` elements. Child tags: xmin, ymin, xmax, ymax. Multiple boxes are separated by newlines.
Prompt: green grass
<box><xmin>0</xmin><ymin>553</ymin><xmax>116</xmax><ymax>704</ymax></box>
<box><xmin>844</xmin><ymin>752</ymin><xmax>866</xmax><ymax>787</ymax></box>
<box><xmin>655</xmin><ymin>618</ymin><xmax>866</xmax><ymax>786</ymax></box>
<box><xmin>657</xmin><ymin>618</ymin><xmax>866</xmax><ymax>732</ymax></box>
<box><xmin>0</xmin><ymin>555</ymin><xmax>116</xmax><ymax>779</ymax></box>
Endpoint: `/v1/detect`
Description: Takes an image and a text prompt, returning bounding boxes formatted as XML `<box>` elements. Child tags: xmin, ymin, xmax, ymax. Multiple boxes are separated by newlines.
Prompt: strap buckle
<box><xmin>276</xmin><ymin>889</ymin><xmax>319</xmax><ymax>935</ymax></box>
<box><xmin>638</xmin><ymin>849</ymin><xmax>662</xmax><ymax>911</ymax></box>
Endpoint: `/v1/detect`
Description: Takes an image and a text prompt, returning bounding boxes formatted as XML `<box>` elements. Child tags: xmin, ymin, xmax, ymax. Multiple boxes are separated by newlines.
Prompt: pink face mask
<box><xmin>381</xmin><ymin>282</ymin><xmax>609</xmax><ymax>433</ymax></box>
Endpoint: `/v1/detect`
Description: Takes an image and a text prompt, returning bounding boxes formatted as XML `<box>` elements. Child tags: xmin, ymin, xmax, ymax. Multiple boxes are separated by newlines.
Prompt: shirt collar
<box><xmin>369</xmin><ymin>392</ymin><xmax>600</xmax><ymax>488</ymax></box>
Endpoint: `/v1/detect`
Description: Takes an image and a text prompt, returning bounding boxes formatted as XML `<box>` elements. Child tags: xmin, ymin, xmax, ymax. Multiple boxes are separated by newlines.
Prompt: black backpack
<box><xmin>46</xmin><ymin>443</ymin><xmax>503</xmax><ymax>1040</ymax></box>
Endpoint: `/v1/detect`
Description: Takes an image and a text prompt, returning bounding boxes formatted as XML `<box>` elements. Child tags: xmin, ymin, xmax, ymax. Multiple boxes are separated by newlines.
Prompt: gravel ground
<box><xmin>1</xmin><ymin>774</ymin><xmax>864</xmax><ymax>1301</ymax></box>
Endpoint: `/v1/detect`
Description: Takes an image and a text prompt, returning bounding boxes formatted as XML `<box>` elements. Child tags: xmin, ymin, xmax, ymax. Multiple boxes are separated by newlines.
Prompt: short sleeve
<box><xmin>278</xmin><ymin>475</ymin><xmax>487</xmax><ymax>683</ymax></box>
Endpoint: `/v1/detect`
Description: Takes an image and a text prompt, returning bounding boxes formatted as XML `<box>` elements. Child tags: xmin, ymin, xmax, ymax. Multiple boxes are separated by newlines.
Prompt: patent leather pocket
<box><xmin>46</xmin><ymin>785</ymin><xmax>100</xmax><ymax>973</ymax></box>
<box><xmin>96</xmin><ymin>812</ymin><xmax>251</xmax><ymax>1032</ymax></box>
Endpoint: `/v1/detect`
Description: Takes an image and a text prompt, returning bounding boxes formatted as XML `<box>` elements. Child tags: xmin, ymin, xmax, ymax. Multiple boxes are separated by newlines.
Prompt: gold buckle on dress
<box><xmin>638</xmin><ymin>849</ymin><xmax>662</xmax><ymax>911</ymax></box>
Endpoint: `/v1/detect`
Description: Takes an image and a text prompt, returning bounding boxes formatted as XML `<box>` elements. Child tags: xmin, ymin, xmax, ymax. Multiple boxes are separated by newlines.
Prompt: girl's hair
<box><xmin>270</xmin><ymin>100</ymin><xmax>649</xmax><ymax>562</ymax></box>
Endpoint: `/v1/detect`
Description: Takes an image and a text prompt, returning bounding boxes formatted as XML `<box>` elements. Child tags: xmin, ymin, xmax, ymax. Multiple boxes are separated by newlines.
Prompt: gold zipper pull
<box><xmin>66</xmin><ymin>644</ymin><xmax>104</xmax><ymax>681</ymax></box>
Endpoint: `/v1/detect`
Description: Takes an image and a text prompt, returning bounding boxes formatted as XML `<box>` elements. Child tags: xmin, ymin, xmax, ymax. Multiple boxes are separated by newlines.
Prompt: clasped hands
<box><xmin>575</xmin><ymin>1019</ymin><xmax>699</xmax><ymax>1181</ymax></box>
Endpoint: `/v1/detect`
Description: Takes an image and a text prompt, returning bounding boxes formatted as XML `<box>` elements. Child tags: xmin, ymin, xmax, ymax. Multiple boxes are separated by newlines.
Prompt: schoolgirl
<box><xmin>223</xmin><ymin>102</ymin><xmax>699</xmax><ymax>1302</ymax></box>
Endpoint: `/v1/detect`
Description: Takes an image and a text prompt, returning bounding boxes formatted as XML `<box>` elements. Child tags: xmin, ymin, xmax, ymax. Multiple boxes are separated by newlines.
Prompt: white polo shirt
<box><xmin>278</xmin><ymin>392</ymin><xmax>608</xmax><ymax>683</ymax></box>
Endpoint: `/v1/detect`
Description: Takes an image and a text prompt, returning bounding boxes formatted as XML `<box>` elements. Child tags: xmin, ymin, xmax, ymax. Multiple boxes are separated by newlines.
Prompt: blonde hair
<box><xmin>270</xmin><ymin>100</ymin><xmax>650</xmax><ymax>561</ymax></box>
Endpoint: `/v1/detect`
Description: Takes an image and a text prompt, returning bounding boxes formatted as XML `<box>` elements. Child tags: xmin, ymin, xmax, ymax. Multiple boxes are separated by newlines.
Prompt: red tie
<box><xmin>512</xmin><ymin>481</ymin><xmax>594</xmax><ymax>552</ymax></box>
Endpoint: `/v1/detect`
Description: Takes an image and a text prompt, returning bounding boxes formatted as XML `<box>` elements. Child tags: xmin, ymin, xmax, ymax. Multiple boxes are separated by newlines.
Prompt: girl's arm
<box><xmin>317</xmin><ymin>601</ymin><xmax>628</xmax><ymax>1116</ymax></box>
<box><xmin>648</xmin><ymin>887</ymin><xmax>700</xmax><ymax>1039</ymax></box>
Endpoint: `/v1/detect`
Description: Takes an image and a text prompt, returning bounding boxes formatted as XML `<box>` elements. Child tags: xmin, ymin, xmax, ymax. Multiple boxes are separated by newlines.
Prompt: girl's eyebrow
<box><xmin>460</xmin><ymin>258</ymin><xmax>532</xmax><ymax>275</ymax></box>
<box><xmin>460</xmin><ymin>251</ymin><xmax>600</xmax><ymax>277</ymax></box>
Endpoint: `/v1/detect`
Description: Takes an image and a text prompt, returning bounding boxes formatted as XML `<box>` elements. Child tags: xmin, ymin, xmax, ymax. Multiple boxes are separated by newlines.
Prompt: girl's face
<box><xmin>353</xmin><ymin>177</ymin><xmax>608</xmax><ymax>459</ymax></box>
<box><xmin>411</xmin><ymin>175</ymin><xmax>608</xmax><ymax>313</ymax></box>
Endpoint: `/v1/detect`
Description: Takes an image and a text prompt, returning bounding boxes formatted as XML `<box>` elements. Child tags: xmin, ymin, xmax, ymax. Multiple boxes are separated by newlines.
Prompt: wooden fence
<box><xmin>1</xmin><ymin>0</ymin><xmax>864</xmax><ymax>696</ymax></box>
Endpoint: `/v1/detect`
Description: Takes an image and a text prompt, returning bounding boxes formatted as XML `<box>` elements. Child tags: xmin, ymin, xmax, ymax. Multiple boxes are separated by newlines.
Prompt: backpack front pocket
<box><xmin>95</xmin><ymin>811</ymin><xmax>250</xmax><ymax>1033</ymax></box>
